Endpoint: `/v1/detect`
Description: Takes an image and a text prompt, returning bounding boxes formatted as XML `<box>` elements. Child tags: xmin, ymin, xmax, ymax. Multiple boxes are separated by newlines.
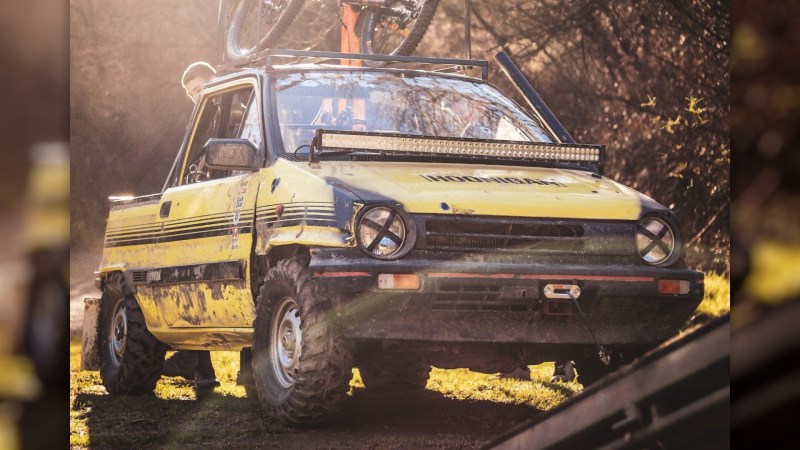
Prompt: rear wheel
<box><xmin>358</xmin><ymin>0</ymin><xmax>439</xmax><ymax>60</ymax></box>
<box><xmin>252</xmin><ymin>256</ymin><xmax>353</xmax><ymax>424</ymax></box>
<box><xmin>98</xmin><ymin>273</ymin><xmax>166</xmax><ymax>395</ymax></box>
<box><xmin>574</xmin><ymin>348</ymin><xmax>640</xmax><ymax>387</ymax></box>
<box><xmin>225</xmin><ymin>0</ymin><xmax>306</xmax><ymax>62</ymax></box>
<box><xmin>574</xmin><ymin>357</ymin><xmax>613</xmax><ymax>387</ymax></box>
<box><xmin>575</xmin><ymin>345</ymin><xmax>664</xmax><ymax>387</ymax></box>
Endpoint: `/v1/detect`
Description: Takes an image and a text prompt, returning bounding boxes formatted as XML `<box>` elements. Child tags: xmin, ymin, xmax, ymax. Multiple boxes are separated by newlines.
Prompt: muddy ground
<box><xmin>72</xmin><ymin>385</ymin><xmax>543</xmax><ymax>449</ymax></box>
<box><xmin>69</xmin><ymin>251</ymin><xmax>556</xmax><ymax>449</ymax></box>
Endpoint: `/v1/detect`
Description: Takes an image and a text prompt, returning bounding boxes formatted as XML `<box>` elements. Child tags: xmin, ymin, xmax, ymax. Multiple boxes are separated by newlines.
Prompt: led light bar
<box><xmin>313</xmin><ymin>130</ymin><xmax>604</xmax><ymax>164</ymax></box>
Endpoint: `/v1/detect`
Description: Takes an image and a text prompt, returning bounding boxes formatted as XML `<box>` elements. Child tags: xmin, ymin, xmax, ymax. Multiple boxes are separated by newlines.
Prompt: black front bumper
<box><xmin>310</xmin><ymin>248</ymin><xmax>704</xmax><ymax>347</ymax></box>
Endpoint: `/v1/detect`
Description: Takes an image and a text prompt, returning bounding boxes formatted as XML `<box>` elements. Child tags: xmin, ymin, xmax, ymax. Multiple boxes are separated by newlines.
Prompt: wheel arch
<box><xmin>97</xmin><ymin>270</ymin><xmax>168</xmax><ymax>395</ymax></box>
<box><xmin>250</xmin><ymin>244</ymin><xmax>311</xmax><ymax>305</ymax></box>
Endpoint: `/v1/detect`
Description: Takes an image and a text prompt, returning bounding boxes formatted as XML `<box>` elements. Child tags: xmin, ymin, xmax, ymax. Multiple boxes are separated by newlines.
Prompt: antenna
<box><xmin>464</xmin><ymin>0</ymin><xmax>472</xmax><ymax>60</ymax></box>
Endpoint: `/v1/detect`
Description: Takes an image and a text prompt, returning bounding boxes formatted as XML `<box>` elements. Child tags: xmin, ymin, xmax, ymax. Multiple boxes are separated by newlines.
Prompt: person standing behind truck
<box><xmin>181</xmin><ymin>61</ymin><xmax>216</xmax><ymax>104</ymax></box>
<box><xmin>160</xmin><ymin>62</ymin><xmax>220</xmax><ymax>397</ymax></box>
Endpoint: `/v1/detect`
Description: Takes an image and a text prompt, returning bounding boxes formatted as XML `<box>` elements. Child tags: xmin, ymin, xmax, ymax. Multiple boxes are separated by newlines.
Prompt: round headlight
<box><xmin>356</xmin><ymin>206</ymin><xmax>413</xmax><ymax>260</ymax></box>
<box><xmin>635</xmin><ymin>216</ymin><xmax>678</xmax><ymax>266</ymax></box>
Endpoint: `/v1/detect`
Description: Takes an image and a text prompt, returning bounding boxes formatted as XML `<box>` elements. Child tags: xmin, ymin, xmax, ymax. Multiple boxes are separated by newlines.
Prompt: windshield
<box><xmin>274</xmin><ymin>71</ymin><xmax>554</xmax><ymax>155</ymax></box>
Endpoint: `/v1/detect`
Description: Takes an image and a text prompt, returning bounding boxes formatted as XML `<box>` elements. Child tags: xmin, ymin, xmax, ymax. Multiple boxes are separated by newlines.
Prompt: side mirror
<box><xmin>204</xmin><ymin>138</ymin><xmax>260</xmax><ymax>171</ymax></box>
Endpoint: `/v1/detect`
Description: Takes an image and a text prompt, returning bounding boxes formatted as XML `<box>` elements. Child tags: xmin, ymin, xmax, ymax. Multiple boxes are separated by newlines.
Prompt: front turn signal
<box><xmin>378</xmin><ymin>273</ymin><xmax>421</xmax><ymax>290</ymax></box>
<box><xmin>658</xmin><ymin>279</ymin><xmax>691</xmax><ymax>295</ymax></box>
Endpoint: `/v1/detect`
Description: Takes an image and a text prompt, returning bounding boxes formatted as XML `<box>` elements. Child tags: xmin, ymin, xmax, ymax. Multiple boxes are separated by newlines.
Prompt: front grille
<box><xmin>423</xmin><ymin>218</ymin><xmax>584</xmax><ymax>252</ymax></box>
<box><xmin>430</xmin><ymin>284</ymin><xmax>537</xmax><ymax>312</ymax></box>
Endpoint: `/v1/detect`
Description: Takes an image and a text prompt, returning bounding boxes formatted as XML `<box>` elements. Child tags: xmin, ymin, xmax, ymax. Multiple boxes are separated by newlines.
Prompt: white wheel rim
<box><xmin>270</xmin><ymin>296</ymin><xmax>302</xmax><ymax>389</ymax></box>
<box><xmin>109</xmin><ymin>299</ymin><xmax>127</xmax><ymax>367</ymax></box>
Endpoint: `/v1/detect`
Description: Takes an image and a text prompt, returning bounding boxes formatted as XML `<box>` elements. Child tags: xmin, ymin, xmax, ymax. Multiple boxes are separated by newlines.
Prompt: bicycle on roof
<box><xmin>222</xmin><ymin>0</ymin><xmax>440</xmax><ymax>62</ymax></box>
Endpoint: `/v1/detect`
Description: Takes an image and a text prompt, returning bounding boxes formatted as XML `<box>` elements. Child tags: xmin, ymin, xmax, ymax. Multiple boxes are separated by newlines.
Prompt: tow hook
<box><xmin>543</xmin><ymin>284</ymin><xmax>581</xmax><ymax>315</ymax></box>
<box><xmin>598</xmin><ymin>345</ymin><xmax>611</xmax><ymax>366</ymax></box>
<box><xmin>563</xmin><ymin>288</ymin><xmax>611</xmax><ymax>367</ymax></box>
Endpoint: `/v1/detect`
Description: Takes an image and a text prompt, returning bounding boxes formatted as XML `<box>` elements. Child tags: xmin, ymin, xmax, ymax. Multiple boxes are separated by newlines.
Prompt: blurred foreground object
<box><xmin>730</xmin><ymin>0</ymin><xmax>800</xmax><ymax>444</ymax></box>
<box><xmin>744</xmin><ymin>240</ymin><xmax>800</xmax><ymax>306</ymax></box>
<box><xmin>0</xmin><ymin>356</ymin><xmax>41</xmax><ymax>450</ymax></box>
<box><xmin>23</xmin><ymin>143</ymin><xmax>70</xmax><ymax>252</ymax></box>
<box><xmin>487</xmin><ymin>316</ymin><xmax>730</xmax><ymax>449</ymax></box>
<box><xmin>17</xmin><ymin>142</ymin><xmax>69</xmax><ymax>391</ymax></box>
<box><xmin>732</xmin><ymin>300</ymin><xmax>800</xmax><ymax>446</ymax></box>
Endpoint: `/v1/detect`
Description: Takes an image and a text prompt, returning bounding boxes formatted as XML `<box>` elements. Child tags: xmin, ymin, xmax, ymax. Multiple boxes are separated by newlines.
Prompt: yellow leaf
<box><xmin>640</xmin><ymin>95</ymin><xmax>657</xmax><ymax>107</ymax></box>
<box><xmin>663</xmin><ymin>115</ymin><xmax>681</xmax><ymax>134</ymax></box>
<box><xmin>685</xmin><ymin>96</ymin><xmax>706</xmax><ymax>116</ymax></box>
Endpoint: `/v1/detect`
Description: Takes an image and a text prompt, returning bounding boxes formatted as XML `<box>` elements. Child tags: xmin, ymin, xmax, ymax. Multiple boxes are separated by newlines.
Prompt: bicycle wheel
<box><xmin>358</xmin><ymin>0</ymin><xmax>439</xmax><ymax>58</ymax></box>
<box><xmin>226</xmin><ymin>0</ymin><xmax>307</xmax><ymax>62</ymax></box>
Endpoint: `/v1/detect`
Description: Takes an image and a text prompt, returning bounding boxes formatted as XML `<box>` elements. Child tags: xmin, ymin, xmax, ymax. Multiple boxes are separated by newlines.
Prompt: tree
<box><xmin>423</xmin><ymin>0</ymin><xmax>729</xmax><ymax>270</ymax></box>
<box><xmin>70</xmin><ymin>0</ymin><xmax>730</xmax><ymax>271</ymax></box>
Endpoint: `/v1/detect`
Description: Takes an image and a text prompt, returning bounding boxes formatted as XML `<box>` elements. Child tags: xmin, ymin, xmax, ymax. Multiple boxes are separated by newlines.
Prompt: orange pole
<box><xmin>340</xmin><ymin>4</ymin><xmax>362</xmax><ymax>65</ymax></box>
<box><xmin>339</xmin><ymin>3</ymin><xmax>366</xmax><ymax>130</ymax></box>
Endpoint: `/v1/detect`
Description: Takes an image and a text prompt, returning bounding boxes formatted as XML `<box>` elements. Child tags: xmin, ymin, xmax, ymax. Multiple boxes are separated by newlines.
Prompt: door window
<box><xmin>181</xmin><ymin>83</ymin><xmax>262</xmax><ymax>184</ymax></box>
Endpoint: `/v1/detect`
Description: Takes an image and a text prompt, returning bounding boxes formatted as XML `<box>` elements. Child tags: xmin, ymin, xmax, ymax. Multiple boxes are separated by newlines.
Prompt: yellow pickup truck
<box><xmin>84</xmin><ymin>50</ymin><xmax>703</xmax><ymax>424</ymax></box>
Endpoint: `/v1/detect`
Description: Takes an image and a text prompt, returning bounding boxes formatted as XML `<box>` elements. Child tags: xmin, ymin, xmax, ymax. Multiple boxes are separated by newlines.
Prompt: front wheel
<box><xmin>225</xmin><ymin>0</ymin><xmax>307</xmax><ymax>62</ymax></box>
<box><xmin>98</xmin><ymin>272</ymin><xmax>167</xmax><ymax>395</ymax></box>
<box><xmin>358</xmin><ymin>0</ymin><xmax>439</xmax><ymax>59</ymax></box>
<box><xmin>252</xmin><ymin>256</ymin><xmax>353</xmax><ymax>425</ymax></box>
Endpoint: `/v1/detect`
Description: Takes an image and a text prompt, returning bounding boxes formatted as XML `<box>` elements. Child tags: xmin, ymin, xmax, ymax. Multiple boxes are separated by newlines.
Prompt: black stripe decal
<box><xmin>106</xmin><ymin>214</ymin><xmax>256</xmax><ymax>239</ymax></box>
<box><xmin>257</xmin><ymin>209</ymin><xmax>336</xmax><ymax>216</ymax></box>
<box><xmin>256</xmin><ymin>204</ymin><xmax>335</xmax><ymax>213</ymax></box>
<box><xmin>107</xmin><ymin>210</ymin><xmax>256</xmax><ymax>234</ymax></box>
<box><xmin>257</xmin><ymin>213</ymin><xmax>336</xmax><ymax>222</ymax></box>
<box><xmin>259</xmin><ymin>219</ymin><xmax>338</xmax><ymax>227</ymax></box>
<box><xmin>104</xmin><ymin>203</ymin><xmax>340</xmax><ymax>248</ymax></box>
<box><xmin>106</xmin><ymin>225</ymin><xmax>253</xmax><ymax>247</ymax></box>
<box><xmin>128</xmin><ymin>260</ymin><xmax>244</xmax><ymax>286</ymax></box>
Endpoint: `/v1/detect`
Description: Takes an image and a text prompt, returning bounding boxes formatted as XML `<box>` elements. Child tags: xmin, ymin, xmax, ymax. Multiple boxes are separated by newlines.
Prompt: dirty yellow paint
<box><xmin>254</xmin><ymin>159</ymin><xmax>355</xmax><ymax>254</ymax></box>
<box><xmin>296</xmin><ymin>159</ymin><xmax>643</xmax><ymax>220</ymax></box>
<box><xmin>137</xmin><ymin>281</ymin><xmax>255</xmax><ymax>348</ymax></box>
<box><xmin>100</xmin><ymin>150</ymin><xmax>649</xmax><ymax>350</ymax></box>
<box><xmin>100</xmin><ymin>173</ymin><xmax>261</xmax><ymax>349</ymax></box>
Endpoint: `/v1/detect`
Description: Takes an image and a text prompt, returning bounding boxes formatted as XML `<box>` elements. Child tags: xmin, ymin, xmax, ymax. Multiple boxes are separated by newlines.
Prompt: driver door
<box><xmin>134</xmin><ymin>78</ymin><xmax>264</xmax><ymax>347</ymax></box>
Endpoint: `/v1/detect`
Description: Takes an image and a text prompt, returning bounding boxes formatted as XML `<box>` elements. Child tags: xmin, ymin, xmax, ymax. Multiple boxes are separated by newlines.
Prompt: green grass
<box><xmin>696</xmin><ymin>272</ymin><xmax>731</xmax><ymax>318</ymax></box>
<box><xmin>428</xmin><ymin>365</ymin><xmax>579</xmax><ymax>410</ymax></box>
<box><xmin>70</xmin><ymin>341</ymin><xmax>580</xmax><ymax>449</ymax></box>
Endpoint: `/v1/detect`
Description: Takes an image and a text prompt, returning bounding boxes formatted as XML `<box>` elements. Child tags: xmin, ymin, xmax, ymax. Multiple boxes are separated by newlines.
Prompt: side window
<box><xmin>239</xmin><ymin>94</ymin><xmax>262</xmax><ymax>150</ymax></box>
<box><xmin>181</xmin><ymin>83</ymin><xmax>260</xmax><ymax>184</ymax></box>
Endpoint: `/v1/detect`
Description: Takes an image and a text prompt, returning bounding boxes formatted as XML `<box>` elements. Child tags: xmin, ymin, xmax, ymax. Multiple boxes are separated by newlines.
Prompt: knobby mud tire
<box><xmin>574</xmin><ymin>357</ymin><xmax>613</xmax><ymax>387</ymax></box>
<box><xmin>574</xmin><ymin>347</ymin><xmax>641</xmax><ymax>387</ymax></box>
<box><xmin>252</xmin><ymin>256</ymin><xmax>353</xmax><ymax>425</ymax></box>
<box><xmin>98</xmin><ymin>272</ymin><xmax>167</xmax><ymax>395</ymax></box>
<box><xmin>225</xmin><ymin>0</ymin><xmax>307</xmax><ymax>62</ymax></box>
<box><xmin>358</xmin><ymin>0</ymin><xmax>439</xmax><ymax>59</ymax></box>
<box><xmin>358</xmin><ymin>354</ymin><xmax>431</xmax><ymax>393</ymax></box>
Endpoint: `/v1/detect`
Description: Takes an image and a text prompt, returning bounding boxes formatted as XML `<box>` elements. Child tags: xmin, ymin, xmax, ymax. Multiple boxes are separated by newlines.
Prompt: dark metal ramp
<box><xmin>485</xmin><ymin>316</ymin><xmax>730</xmax><ymax>450</ymax></box>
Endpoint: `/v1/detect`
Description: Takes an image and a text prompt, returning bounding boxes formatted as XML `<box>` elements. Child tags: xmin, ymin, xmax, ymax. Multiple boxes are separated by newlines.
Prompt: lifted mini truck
<box><xmin>84</xmin><ymin>50</ymin><xmax>703</xmax><ymax>424</ymax></box>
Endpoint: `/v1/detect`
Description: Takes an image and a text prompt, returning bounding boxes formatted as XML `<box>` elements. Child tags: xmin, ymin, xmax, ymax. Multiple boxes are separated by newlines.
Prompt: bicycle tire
<box><xmin>226</xmin><ymin>0</ymin><xmax>307</xmax><ymax>62</ymax></box>
<box><xmin>358</xmin><ymin>0</ymin><xmax>439</xmax><ymax>58</ymax></box>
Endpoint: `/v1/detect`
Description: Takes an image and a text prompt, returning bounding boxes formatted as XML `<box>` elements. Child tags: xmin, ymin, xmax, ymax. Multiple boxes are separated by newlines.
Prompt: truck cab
<box><xmin>86</xmin><ymin>50</ymin><xmax>703</xmax><ymax>424</ymax></box>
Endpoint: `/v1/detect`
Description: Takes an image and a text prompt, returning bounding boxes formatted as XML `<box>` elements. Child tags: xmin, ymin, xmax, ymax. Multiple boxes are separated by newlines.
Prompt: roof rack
<box><xmin>217</xmin><ymin>49</ymin><xmax>489</xmax><ymax>80</ymax></box>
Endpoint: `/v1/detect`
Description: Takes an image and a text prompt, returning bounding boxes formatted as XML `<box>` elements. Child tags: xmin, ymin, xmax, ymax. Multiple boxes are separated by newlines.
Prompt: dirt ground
<box><xmin>69</xmin><ymin>250</ymin><xmax>555</xmax><ymax>449</ymax></box>
<box><xmin>72</xmin><ymin>384</ymin><xmax>543</xmax><ymax>449</ymax></box>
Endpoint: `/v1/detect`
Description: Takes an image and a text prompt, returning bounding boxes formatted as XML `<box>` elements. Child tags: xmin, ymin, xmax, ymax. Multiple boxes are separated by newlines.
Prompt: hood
<box><xmin>305</xmin><ymin>160</ymin><xmax>654</xmax><ymax>221</ymax></box>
